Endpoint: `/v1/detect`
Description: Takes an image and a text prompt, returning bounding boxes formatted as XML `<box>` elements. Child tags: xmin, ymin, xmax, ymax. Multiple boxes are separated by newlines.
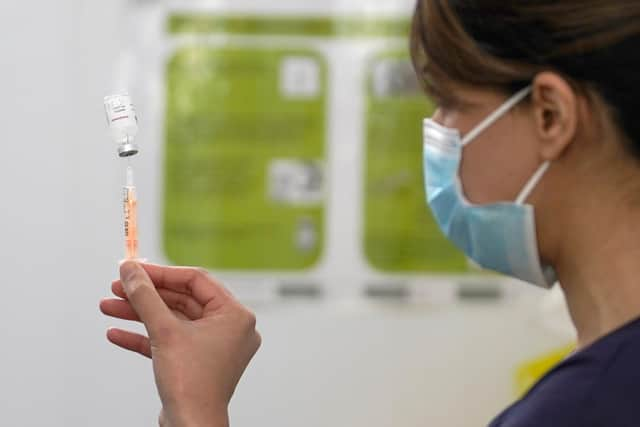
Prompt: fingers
<box><xmin>107</xmin><ymin>287</ymin><xmax>205</xmax><ymax>321</ymax></box>
<box><xmin>157</xmin><ymin>289</ymin><xmax>204</xmax><ymax>320</ymax></box>
<box><xmin>106</xmin><ymin>327</ymin><xmax>151</xmax><ymax>358</ymax></box>
<box><xmin>111</xmin><ymin>280</ymin><xmax>126</xmax><ymax>299</ymax></box>
<box><xmin>101</xmin><ymin>298</ymin><xmax>195</xmax><ymax>322</ymax></box>
<box><xmin>100</xmin><ymin>298</ymin><xmax>139</xmax><ymax>321</ymax></box>
<box><xmin>120</xmin><ymin>261</ymin><xmax>177</xmax><ymax>338</ymax></box>
<box><xmin>138</xmin><ymin>264</ymin><xmax>233</xmax><ymax>310</ymax></box>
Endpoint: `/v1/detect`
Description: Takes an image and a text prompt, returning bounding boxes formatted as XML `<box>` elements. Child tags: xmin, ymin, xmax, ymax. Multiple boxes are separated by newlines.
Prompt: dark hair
<box><xmin>410</xmin><ymin>0</ymin><xmax>640</xmax><ymax>155</ymax></box>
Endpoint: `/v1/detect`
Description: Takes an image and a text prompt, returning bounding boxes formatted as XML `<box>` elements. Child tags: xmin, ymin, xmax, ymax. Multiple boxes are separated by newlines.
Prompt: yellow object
<box><xmin>123</xmin><ymin>166</ymin><xmax>139</xmax><ymax>260</ymax></box>
<box><xmin>515</xmin><ymin>344</ymin><xmax>575</xmax><ymax>397</ymax></box>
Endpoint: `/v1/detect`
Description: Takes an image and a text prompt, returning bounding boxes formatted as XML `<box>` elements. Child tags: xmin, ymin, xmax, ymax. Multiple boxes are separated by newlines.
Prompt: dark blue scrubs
<box><xmin>489</xmin><ymin>317</ymin><xmax>640</xmax><ymax>427</ymax></box>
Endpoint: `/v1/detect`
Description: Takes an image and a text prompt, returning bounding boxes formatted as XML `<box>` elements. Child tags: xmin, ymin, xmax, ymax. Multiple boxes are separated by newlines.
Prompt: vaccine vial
<box><xmin>104</xmin><ymin>93</ymin><xmax>139</xmax><ymax>157</ymax></box>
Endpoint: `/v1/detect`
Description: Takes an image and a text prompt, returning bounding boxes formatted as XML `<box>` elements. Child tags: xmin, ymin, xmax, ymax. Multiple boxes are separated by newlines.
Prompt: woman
<box><xmin>101</xmin><ymin>0</ymin><xmax>640</xmax><ymax>425</ymax></box>
<box><xmin>411</xmin><ymin>1</ymin><xmax>640</xmax><ymax>425</ymax></box>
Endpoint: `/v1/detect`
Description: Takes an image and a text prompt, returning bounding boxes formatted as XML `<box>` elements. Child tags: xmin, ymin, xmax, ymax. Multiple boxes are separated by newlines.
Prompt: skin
<box><xmin>100</xmin><ymin>262</ymin><xmax>261</xmax><ymax>427</ymax></box>
<box><xmin>434</xmin><ymin>72</ymin><xmax>640</xmax><ymax>350</ymax></box>
<box><xmin>98</xmin><ymin>72</ymin><xmax>640</xmax><ymax>425</ymax></box>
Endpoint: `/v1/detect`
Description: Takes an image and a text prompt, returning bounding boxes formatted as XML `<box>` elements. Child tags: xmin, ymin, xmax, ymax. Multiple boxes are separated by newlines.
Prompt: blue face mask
<box><xmin>423</xmin><ymin>86</ymin><xmax>557</xmax><ymax>288</ymax></box>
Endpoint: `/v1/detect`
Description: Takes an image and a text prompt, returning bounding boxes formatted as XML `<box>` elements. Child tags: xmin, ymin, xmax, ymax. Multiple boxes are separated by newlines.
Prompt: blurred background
<box><xmin>0</xmin><ymin>0</ymin><xmax>575</xmax><ymax>426</ymax></box>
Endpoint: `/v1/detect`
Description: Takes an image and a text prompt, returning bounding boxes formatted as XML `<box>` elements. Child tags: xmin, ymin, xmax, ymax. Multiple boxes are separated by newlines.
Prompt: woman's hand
<box><xmin>100</xmin><ymin>261</ymin><xmax>261</xmax><ymax>427</ymax></box>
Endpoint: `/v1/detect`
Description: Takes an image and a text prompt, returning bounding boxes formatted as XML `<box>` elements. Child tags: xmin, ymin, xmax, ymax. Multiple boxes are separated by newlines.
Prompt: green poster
<box><xmin>164</xmin><ymin>46</ymin><xmax>327</xmax><ymax>270</ymax></box>
<box><xmin>168</xmin><ymin>14</ymin><xmax>411</xmax><ymax>38</ymax></box>
<box><xmin>363</xmin><ymin>52</ymin><xmax>468</xmax><ymax>273</ymax></box>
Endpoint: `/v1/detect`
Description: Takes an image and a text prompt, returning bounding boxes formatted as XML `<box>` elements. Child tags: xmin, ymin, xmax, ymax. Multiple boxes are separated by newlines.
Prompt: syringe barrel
<box><xmin>104</xmin><ymin>93</ymin><xmax>139</xmax><ymax>157</ymax></box>
<box><xmin>123</xmin><ymin>185</ymin><xmax>139</xmax><ymax>260</ymax></box>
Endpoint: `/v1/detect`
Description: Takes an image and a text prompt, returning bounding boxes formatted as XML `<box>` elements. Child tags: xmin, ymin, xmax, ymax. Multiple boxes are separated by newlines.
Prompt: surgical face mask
<box><xmin>423</xmin><ymin>86</ymin><xmax>557</xmax><ymax>288</ymax></box>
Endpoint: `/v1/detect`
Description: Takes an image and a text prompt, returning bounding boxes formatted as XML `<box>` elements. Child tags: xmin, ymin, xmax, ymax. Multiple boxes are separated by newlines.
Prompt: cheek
<box><xmin>459</xmin><ymin>121</ymin><xmax>540</xmax><ymax>204</ymax></box>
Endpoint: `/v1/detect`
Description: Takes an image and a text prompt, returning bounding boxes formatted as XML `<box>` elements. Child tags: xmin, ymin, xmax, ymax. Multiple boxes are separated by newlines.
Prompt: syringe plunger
<box><xmin>126</xmin><ymin>165</ymin><xmax>135</xmax><ymax>187</ymax></box>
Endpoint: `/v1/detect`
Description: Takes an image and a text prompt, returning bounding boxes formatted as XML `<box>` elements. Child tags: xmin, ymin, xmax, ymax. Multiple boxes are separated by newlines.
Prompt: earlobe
<box><xmin>531</xmin><ymin>72</ymin><xmax>579</xmax><ymax>161</ymax></box>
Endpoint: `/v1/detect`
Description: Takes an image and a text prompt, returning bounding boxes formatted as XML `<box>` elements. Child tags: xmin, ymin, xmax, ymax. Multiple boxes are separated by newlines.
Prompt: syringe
<box><xmin>104</xmin><ymin>93</ymin><xmax>141</xmax><ymax>260</ymax></box>
<box><xmin>123</xmin><ymin>165</ymin><xmax>139</xmax><ymax>260</ymax></box>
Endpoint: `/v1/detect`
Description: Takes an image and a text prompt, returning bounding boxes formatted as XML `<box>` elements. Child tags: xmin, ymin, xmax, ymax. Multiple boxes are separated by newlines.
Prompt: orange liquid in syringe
<box><xmin>123</xmin><ymin>186</ymin><xmax>139</xmax><ymax>259</ymax></box>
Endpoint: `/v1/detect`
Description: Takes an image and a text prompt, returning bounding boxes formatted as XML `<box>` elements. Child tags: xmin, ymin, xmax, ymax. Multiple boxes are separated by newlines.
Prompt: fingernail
<box><xmin>120</xmin><ymin>261</ymin><xmax>142</xmax><ymax>295</ymax></box>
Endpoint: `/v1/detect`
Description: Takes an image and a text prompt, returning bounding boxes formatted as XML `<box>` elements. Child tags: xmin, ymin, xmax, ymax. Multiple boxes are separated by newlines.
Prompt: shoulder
<box><xmin>586</xmin><ymin>338</ymin><xmax>640</xmax><ymax>424</ymax></box>
<box><xmin>490</xmin><ymin>356</ymin><xmax>600</xmax><ymax>427</ymax></box>
<box><xmin>491</xmin><ymin>331</ymin><xmax>640</xmax><ymax>427</ymax></box>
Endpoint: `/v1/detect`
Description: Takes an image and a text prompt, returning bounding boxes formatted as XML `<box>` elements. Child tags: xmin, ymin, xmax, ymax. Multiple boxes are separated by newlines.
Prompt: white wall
<box><xmin>0</xmin><ymin>1</ymin><xmax>73</xmax><ymax>425</ymax></box>
<box><xmin>0</xmin><ymin>1</ymin><xmax>572</xmax><ymax>426</ymax></box>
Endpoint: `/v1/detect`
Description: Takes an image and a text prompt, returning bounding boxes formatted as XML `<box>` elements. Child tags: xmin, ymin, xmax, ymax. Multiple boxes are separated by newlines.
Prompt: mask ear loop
<box><xmin>455</xmin><ymin>85</ymin><xmax>547</xmax><ymax>205</ymax></box>
<box><xmin>515</xmin><ymin>161</ymin><xmax>551</xmax><ymax>205</ymax></box>
<box><xmin>461</xmin><ymin>86</ymin><xmax>532</xmax><ymax>146</ymax></box>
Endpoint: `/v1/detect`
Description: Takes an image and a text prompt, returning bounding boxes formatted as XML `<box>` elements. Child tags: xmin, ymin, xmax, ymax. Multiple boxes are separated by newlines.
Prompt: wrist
<box><xmin>171</xmin><ymin>404</ymin><xmax>229</xmax><ymax>427</ymax></box>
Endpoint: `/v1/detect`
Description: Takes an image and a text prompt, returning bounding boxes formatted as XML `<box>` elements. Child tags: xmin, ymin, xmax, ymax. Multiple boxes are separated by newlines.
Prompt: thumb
<box><xmin>120</xmin><ymin>261</ymin><xmax>175</xmax><ymax>338</ymax></box>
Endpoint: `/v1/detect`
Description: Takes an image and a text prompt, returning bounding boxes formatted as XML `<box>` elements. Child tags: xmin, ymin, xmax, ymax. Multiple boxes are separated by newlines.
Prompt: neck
<box><xmin>555</xmin><ymin>197</ymin><xmax>640</xmax><ymax>350</ymax></box>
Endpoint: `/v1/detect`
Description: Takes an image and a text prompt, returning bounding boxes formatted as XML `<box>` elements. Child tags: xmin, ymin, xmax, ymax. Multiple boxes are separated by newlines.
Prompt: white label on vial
<box><xmin>268</xmin><ymin>159</ymin><xmax>324</xmax><ymax>205</ymax></box>
<box><xmin>104</xmin><ymin>94</ymin><xmax>139</xmax><ymax>146</ymax></box>
<box><xmin>105</xmin><ymin>95</ymin><xmax>137</xmax><ymax>124</ymax></box>
<box><xmin>280</xmin><ymin>57</ymin><xmax>320</xmax><ymax>98</ymax></box>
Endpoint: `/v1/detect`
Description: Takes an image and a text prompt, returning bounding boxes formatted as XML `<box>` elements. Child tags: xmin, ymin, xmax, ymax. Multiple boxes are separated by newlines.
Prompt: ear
<box><xmin>530</xmin><ymin>72</ymin><xmax>579</xmax><ymax>161</ymax></box>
